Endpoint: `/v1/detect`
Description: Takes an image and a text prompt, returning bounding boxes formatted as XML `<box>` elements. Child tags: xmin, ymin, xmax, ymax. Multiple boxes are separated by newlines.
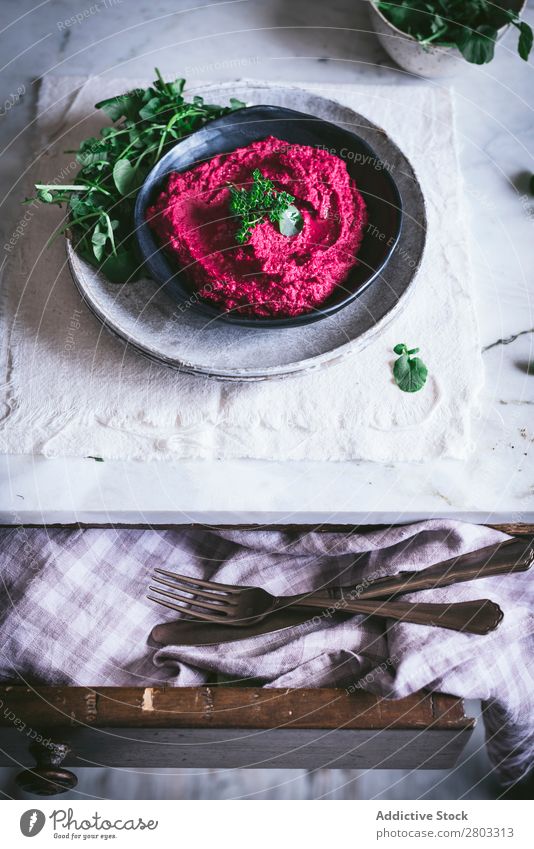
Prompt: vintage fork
<box><xmin>148</xmin><ymin>569</ymin><xmax>504</xmax><ymax>635</ymax></box>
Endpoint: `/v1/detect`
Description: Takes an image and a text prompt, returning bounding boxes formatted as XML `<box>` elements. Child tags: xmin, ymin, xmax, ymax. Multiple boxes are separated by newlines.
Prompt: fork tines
<box><xmin>148</xmin><ymin>568</ymin><xmax>237</xmax><ymax>623</ymax></box>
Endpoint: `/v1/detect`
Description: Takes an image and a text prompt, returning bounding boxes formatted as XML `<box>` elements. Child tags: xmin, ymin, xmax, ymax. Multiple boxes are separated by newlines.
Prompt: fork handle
<box><xmin>289</xmin><ymin>597</ymin><xmax>503</xmax><ymax>635</ymax></box>
<box><xmin>320</xmin><ymin>537</ymin><xmax>533</xmax><ymax>601</ymax></box>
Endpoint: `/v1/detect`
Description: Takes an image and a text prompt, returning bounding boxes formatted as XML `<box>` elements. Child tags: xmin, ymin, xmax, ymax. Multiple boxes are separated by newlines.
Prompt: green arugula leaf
<box><xmin>392</xmin><ymin>343</ymin><xmax>428</xmax><ymax>393</ymax></box>
<box><xmin>91</xmin><ymin>223</ymin><xmax>108</xmax><ymax>261</ymax></box>
<box><xmin>138</xmin><ymin>97</ymin><xmax>162</xmax><ymax>121</ymax></box>
<box><xmin>95</xmin><ymin>91</ymin><xmax>143</xmax><ymax>122</ymax></box>
<box><xmin>457</xmin><ymin>25</ymin><xmax>496</xmax><ymax>64</ymax></box>
<box><xmin>99</xmin><ymin>249</ymin><xmax>141</xmax><ymax>283</ymax></box>
<box><xmin>167</xmin><ymin>79</ymin><xmax>186</xmax><ymax>98</ymax></box>
<box><xmin>112</xmin><ymin>159</ymin><xmax>140</xmax><ymax>196</ymax></box>
<box><xmin>517</xmin><ymin>20</ymin><xmax>533</xmax><ymax>61</ymax></box>
<box><xmin>75</xmin><ymin>137</ymin><xmax>108</xmax><ymax>167</ymax></box>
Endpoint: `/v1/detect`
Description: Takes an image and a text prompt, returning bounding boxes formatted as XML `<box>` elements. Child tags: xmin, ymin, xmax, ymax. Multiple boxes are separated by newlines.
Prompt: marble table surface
<box><xmin>0</xmin><ymin>0</ymin><xmax>533</xmax><ymax>524</ymax></box>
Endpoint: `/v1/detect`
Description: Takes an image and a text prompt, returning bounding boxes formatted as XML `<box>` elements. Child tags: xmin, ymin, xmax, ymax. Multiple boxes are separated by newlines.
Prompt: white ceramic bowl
<box><xmin>368</xmin><ymin>0</ymin><xmax>527</xmax><ymax>78</ymax></box>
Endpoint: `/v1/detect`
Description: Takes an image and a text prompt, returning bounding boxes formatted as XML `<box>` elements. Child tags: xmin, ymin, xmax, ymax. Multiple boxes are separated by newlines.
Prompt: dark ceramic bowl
<box><xmin>134</xmin><ymin>105</ymin><xmax>403</xmax><ymax>328</ymax></box>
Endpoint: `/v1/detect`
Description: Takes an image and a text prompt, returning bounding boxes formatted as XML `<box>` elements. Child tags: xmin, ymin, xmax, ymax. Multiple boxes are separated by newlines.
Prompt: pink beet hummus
<box><xmin>146</xmin><ymin>136</ymin><xmax>367</xmax><ymax>318</ymax></box>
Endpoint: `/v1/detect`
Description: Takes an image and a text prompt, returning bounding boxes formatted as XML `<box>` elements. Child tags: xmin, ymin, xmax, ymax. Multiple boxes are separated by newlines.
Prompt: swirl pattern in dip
<box><xmin>147</xmin><ymin>136</ymin><xmax>367</xmax><ymax>318</ymax></box>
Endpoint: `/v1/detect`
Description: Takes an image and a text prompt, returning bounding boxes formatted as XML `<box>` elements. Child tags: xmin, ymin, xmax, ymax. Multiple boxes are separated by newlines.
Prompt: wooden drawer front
<box><xmin>0</xmin><ymin>687</ymin><xmax>473</xmax><ymax>771</ymax></box>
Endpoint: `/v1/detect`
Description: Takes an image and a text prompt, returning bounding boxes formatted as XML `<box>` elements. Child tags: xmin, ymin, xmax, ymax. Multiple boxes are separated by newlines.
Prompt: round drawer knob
<box><xmin>16</xmin><ymin>767</ymin><xmax>78</xmax><ymax>796</ymax></box>
<box><xmin>16</xmin><ymin>741</ymin><xmax>78</xmax><ymax>796</ymax></box>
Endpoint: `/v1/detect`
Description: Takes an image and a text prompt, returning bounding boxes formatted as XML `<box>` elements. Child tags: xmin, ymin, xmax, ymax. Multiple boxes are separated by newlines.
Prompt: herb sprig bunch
<box><xmin>30</xmin><ymin>70</ymin><xmax>245</xmax><ymax>283</ymax></box>
<box><xmin>375</xmin><ymin>1</ymin><xmax>533</xmax><ymax>64</ymax></box>
<box><xmin>229</xmin><ymin>168</ymin><xmax>304</xmax><ymax>244</ymax></box>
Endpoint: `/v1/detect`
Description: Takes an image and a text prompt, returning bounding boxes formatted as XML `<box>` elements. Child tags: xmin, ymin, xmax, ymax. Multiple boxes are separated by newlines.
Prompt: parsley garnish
<box><xmin>29</xmin><ymin>69</ymin><xmax>245</xmax><ymax>283</ymax></box>
<box><xmin>393</xmin><ymin>343</ymin><xmax>428</xmax><ymax>393</ymax></box>
<box><xmin>375</xmin><ymin>1</ymin><xmax>533</xmax><ymax>65</ymax></box>
<box><xmin>229</xmin><ymin>168</ymin><xmax>303</xmax><ymax>244</ymax></box>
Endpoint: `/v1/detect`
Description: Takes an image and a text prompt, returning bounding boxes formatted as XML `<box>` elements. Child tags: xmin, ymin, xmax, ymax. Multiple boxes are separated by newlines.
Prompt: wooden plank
<box><xmin>0</xmin><ymin>726</ymin><xmax>473</xmax><ymax>770</ymax></box>
<box><xmin>2</xmin><ymin>523</ymin><xmax>532</xmax><ymax>534</ymax></box>
<box><xmin>0</xmin><ymin>687</ymin><xmax>472</xmax><ymax>731</ymax></box>
<box><xmin>489</xmin><ymin>524</ymin><xmax>534</xmax><ymax>536</ymax></box>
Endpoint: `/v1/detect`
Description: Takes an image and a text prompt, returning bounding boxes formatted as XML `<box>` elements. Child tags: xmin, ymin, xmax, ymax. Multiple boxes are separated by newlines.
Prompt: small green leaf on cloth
<box><xmin>392</xmin><ymin>343</ymin><xmax>428</xmax><ymax>393</ymax></box>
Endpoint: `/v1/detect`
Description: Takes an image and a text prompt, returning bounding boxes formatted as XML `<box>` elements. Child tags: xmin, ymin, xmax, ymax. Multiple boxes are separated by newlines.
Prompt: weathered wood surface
<box><xmin>0</xmin><ymin>688</ymin><xmax>473</xmax><ymax>770</ymax></box>
<box><xmin>0</xmin><ymin>687</ymin><xmax>470</xmax><ymax>730</ymax></box>
<box><xmin>2</xmin><ymin>523</ymin><xmax>532</xmax><ymax>534</ymax></box>
<box><xmin>0</xmin><ymin>728</ymin><xmax>473</xmax><ymax>770</ymax></box>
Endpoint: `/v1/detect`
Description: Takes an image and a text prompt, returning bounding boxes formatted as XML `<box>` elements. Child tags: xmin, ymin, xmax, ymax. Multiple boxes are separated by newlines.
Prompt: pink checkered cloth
<box><xmin>0</xmin><ymin>520</ymin><xmax>533</xmax><ymax>785</ymax></box>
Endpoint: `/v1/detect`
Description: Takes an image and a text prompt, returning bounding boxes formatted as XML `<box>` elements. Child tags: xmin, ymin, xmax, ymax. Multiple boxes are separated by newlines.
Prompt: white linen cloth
<box><xmin>0</xmin><ymin>521</ymin><xmax>532</xmax><ymax>785</ymax></box>
<box><xmin>0</xmin><ymin>76</ymin><xmax>483</xmax><ymax>462</ymax></box>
